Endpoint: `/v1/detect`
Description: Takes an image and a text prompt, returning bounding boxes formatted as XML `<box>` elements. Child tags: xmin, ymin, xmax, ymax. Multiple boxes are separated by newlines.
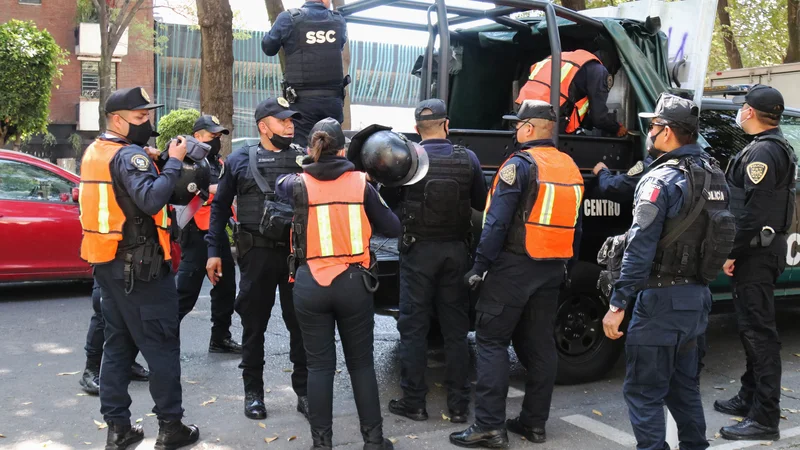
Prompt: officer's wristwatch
<box><xmin>609</xmin><ymin>304</ymin><xmax>623</xmax><ymax>313</ymax></box>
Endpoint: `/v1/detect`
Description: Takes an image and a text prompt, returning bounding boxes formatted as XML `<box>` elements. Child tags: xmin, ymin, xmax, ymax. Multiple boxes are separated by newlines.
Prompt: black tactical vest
<box><xmin>284</xmin><ymin>8</ymin><xmax>346</xmax><ymax>91</ymax></box>
<box><xmin>112</xmin><ymin>182</ymin><xmax>160</xmax><ymax>251</ymax></box>
<box><xmin>401</xmin><ymin>146</ymin><xmax>473</xmax><ymax>241</ymax></box>
<box><xmin>236</xmin><ymin>145</ymin><xmax>304</xmax><ymax>234</ymax></box>
<box><xmin>650</xmin><ymin>156</ymin><xmax>735</xmax><ymax>286</ymax></box>
<box><xmin>504</xmin><ymin>151</ymin><xmax>537</xmax><ymax>255</ymax></box>
<box><xmin>727</xmin><ymin>134</ymin><xmax>796</xmax><ymax>233</ymax></box>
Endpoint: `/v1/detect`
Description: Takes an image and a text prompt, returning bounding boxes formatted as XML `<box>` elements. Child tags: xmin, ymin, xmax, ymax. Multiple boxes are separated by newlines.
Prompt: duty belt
<box><xmin>644</xmin><ymin>274</ymin><xmax>701</xmax><ymax>289</ymax></box>
<box><xmin>294</xmin><ymin>88</ymin><xmax>342</xmax><ymax>97</ymax></box>
<box><xmin>252</xmin><ymin>234</ymin><xmax>287</xmax><ymax>249</ymax></box>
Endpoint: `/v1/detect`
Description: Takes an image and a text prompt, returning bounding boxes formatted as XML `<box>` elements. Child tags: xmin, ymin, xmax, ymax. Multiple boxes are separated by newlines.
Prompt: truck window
<box><xmin>781</xmin><ymin>115</ymin><xmax>800</xmax><ymax>165</ymax></box>
<box><xmin>698</xmin><ymin>109</ymin><xmax>751</xmax><ymax>169</ymax></box>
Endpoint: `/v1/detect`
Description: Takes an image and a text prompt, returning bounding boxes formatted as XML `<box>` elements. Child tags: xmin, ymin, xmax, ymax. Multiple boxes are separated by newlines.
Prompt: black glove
<box><xmin>464</xmin><ymin>268</ymin><xmax>484</xmax><ymax>291</ymax></box>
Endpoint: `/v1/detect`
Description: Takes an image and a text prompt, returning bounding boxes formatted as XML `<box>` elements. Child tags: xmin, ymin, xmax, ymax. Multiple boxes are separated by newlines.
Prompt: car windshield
<box><xmin>782</xmin><ymin>114</ymin><xmax>800</xmax><ymax>151</ymax></box>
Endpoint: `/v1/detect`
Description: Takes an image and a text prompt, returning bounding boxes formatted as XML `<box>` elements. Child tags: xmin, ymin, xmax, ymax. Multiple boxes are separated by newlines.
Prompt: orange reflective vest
<box><xmin>294</xmin><ymin>171</ymin><xmax>372</xmax><ymax>287</ymax></box>
<box><xmin>516</xmin><ymin>50</ymin><xmax>600</xmax><ymax>134</ymax></box>
<box><xmin>193</xmin><ymin>194</ymin><xmax>214</xmax><ymax>231</ymax></box>
<box><xmin>79</xmin><ymin>138</ymin><xmax>172</xmax><ymax>264</ymax></box>
<box><xmin>485</xmin><ymin>146</ymin><xmax>584</xmax><ymax>260</ymax></box>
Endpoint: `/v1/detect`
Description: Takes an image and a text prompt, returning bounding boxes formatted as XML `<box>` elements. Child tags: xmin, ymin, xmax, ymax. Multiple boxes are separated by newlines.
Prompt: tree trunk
<box><xmin>561</xmin><ymin>0</ymin><xmax>586</xmax><ymax>11</ymax></box>
<box><xmin>333</xmin><ymin>0</ymin><xmax>351</xmax><ymax>129</ymax></box>
<box><xmin>197</xmin><ymin>0</ymin><xmax>235</xmax><ymax>158</ymax></box>
<box><xmin>717</xmin><ymin>0</ymin><xmax>744</xmax><ymax>69</ymax></box>
<box><xmin>265</xmin><ymin>0</ymin><xmax>287</xmax><ymax>73</ymax></box>
<box><xmin>786</xmin><ymin>0</ymin><xmax>800</xmax><ymax>63</ymax></box>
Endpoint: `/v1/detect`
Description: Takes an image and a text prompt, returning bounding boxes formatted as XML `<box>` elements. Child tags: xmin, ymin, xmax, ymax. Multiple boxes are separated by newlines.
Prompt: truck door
<box><xmin>780</xmin><ymin>113</ymin><xmax>800</xmax><ymax>293</ymax></box>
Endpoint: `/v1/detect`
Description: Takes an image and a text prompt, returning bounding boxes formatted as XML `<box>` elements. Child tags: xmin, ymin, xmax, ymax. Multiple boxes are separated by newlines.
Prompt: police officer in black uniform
<box><xmin>205</xmin><ymin>97</ymin><xmax>309</xmax><ymax>421</ymax></box>
<box><xmin>176</xmin><ymin>115</ymin><xmax>241</xmax><ymax>354</ymax></box>
<box><xmin>602</xmin><ymin>94</ymin><xmax>733</xmax><ymax>450</ymax></box>
<box><xmin>388</xmin><ymin>99</ymin><xmax>486</xmax><ymax>424</ymax></box>
<box><xmin>79</xmin><ymin>280</ymin><xmax>150</xmax><ymax>395</ymax></box>
<box><xmin>85</xmin><ymin>88</ymin><xmax>199</xmax><ymax>450</ymax></box>
<box><xmin>262</xmin><ymin>0</ymin><xmax>348</xmax><ymax>148</ymax></box>
<box><xmin>716</xmin><ymin>85</ymin><xmax>796</xmax><ymax>441</ymax></box>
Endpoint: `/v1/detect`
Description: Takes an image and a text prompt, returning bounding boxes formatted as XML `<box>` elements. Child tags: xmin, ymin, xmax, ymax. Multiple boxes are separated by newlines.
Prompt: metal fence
<box><xmin>154</xmin><ymin>22</ymin><xmax>424</xmax><ymax>138</ymax></box>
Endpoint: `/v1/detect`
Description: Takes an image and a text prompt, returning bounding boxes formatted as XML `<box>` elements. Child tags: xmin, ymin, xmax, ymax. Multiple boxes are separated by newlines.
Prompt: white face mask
<box><xmin>735</xmin><ymin>108</ymin><xmax>750</xmax><ymax>129</ymax></box>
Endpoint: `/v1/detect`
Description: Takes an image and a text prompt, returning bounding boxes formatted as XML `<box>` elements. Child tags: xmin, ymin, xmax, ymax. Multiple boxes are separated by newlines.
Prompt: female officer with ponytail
<box><xmin>275</xmin><ymin>118</ymin><xmax>400</xmax><ymax>450</ymax></box>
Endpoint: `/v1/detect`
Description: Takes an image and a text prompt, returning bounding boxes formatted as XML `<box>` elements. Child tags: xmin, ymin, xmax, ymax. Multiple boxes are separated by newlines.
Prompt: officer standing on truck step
<box><xmin>389</xmin><ymin>98</ymin><xmax>487</xmax><ymax>425</ymax></box>
<box><xmin>275</xmin><ymin>118</ymin><xmax>401</xmax><ymax>450</ymax></box>
<box><xmin>79</xmin><ymin>279</ymin><xmax>150</xmax><ymax>395</ymax></box>
<box><xmin>79</xmin><ymin>87</ymin><xmax>199</xmax><ymax>450</ymax></box>
<box><xmin>717</xmin><ymin>85</ymin><xmax>797</xmax><ymax>442</ymax></box>
<box><xmin>261</xmin><ymin>0</ymin><xmax>348</xmax><ymax>148</ymax></box>
<box><xmin>450</xmin><ymin>100</ymin><xmax>584</xmax><ymax>448</ymax></box>
<box><xmin>603</xmin><ymin>93</ymin><xmax>734</xmax><ymax>450</ymax></box>
<box><xmin>176</xmin><ymin>115</ymin><xmax>242</xmax><ymax>355</ymax></box>
<box><xmin>516</xmin><ymin>45</ymin><xmax>627</xmax><ymax>137</ymax></box>
<box><xmin>205</xmin><ymin>97</ymin><xmax>309</xmax><ymax>422</ymax></box>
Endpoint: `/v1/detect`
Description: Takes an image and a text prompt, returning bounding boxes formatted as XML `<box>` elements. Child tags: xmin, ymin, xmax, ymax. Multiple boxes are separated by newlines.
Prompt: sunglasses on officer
<box><xmin>647</xmin><ymin>121</ymin><xmax>670</xmax><ymax>131</ymax></box>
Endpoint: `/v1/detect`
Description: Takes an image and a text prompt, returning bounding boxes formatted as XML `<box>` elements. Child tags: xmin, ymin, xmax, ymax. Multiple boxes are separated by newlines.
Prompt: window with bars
<box><xmin>19</xmin><ymin>0</ymin><xmax>42</xmax><ymax>4</ymax></box>
<box><xmin>81</xmin><ymin>62</ymin><xmax>116</xmax><ymax>99</ymax></box>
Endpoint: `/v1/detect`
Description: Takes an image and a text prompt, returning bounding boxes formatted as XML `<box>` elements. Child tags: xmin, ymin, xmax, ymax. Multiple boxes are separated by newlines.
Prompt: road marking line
<box><xmin>710</xmin><ymin>425</ymin><xmax>800</xmax><ymax>449</ymax></box>
<box><xmin>507</xmin><ymin>386</ymin><xmax>525</xmax><ymax>398</ymax></box>
<box><xmin>561</xmin><ymin>414</ymin><xmax>637</xmax><ymax>447</ymax></box>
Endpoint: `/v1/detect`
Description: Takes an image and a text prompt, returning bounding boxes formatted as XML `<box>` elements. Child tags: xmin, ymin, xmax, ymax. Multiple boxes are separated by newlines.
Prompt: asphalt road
<box><xmin>5</xmin><ymin>276</ymin><xmax>800</xmax><ymax>450</ymax></box>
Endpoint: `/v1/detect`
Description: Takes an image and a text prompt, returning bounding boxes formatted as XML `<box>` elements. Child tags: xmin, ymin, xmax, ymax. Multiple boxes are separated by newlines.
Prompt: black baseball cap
<box><xmin>254</xmin><ymin>97</ymin><xmax>302</xmax><ymax>123</ymax></box>
<box><xmin>309</xmin><ymin>117</ymin><xmax>346</xmax><ymax>149</ymax></box>
<box><xmin>414</xmin><ymin>98</ymin><xmax>448</xmax><ymax>121</ymax></box>
<box><xmin>104</xmin><ymin>87</ymin><xmax>163</xmax><ymax>114</ymax></box>
<box><xmin>193</xmin><ymin>114</ymin><xmax>230</xmax><ymax>135</ymax></box>
<box><xmin>639</xmin><ymin>93</ymin><xmax>699</xmax><ymax>131</ymax></box>
<box><xmin>732</xmin><ymin>84</ymin><xmax>784</xmax><ymax>115</ymax></box>
<box><xmin>503</xmin><ymin>100</ymin><xmax>557</xmax><ymax>122</ymax></box>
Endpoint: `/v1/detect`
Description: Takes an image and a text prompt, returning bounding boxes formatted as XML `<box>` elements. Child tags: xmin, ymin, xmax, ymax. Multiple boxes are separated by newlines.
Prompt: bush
<box><xmin>155</xmin><ymin>108</ymin><xmax>200</xmax><ymax>151</ymax></box>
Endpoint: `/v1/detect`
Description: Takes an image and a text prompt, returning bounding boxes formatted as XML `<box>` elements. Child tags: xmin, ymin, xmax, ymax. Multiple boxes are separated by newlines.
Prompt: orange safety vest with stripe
<box><xmin>292</xmin><ymin>171</ymin><xmax>372</xmax><ymax>287</ymax></box>
<box><xmin>485</xmin><ymin>146</ymin><xmax>584</xmax><ymax>260</ymax></box>
<box><xmin>79</xmin><ymin>138</ymin><xmax>172</xmax><ymax>264</ymax></box>
<box><xmin>516</xmin><ymin>50</ymin><xmax>601</xmax><ymax>134</ymax></box>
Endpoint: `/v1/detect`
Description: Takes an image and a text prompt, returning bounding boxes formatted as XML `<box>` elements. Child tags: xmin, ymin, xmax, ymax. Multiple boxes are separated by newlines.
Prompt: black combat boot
<box><xmin>244</xmin><ymin>391</ymin><xmax>267</xmax><ymax>420</ymax></box>
<box><xmin>361</xmin><ymin>422</ymin><xmax>394</xmax><ymax>450</ymax></box>
<box><xmin>388</xmin><ymin>398</ymin><xmax>428</xmax><ymax>421</ymax></box>
<box><xmin>105</xmin><ymin>422</ymin><xmax>144</xmax><ymax>450</ymax></box>
<box><xmin>297</xmin><ymin>395</ymin><xmax>310</xmax><ymax>420</ymax></box>
<box><xmin>720</xmin><ymin>418</ymin><xmax>780</xmax><ymax>441</ymax></box>
<box><xmin>153</xmin><ymin>420</ymin><xmax>199</xmax><ymax>450</ymax></box>
<box><xmin>714</xmin><ymin>395</ymin><xmax>751</xmax><ymax>417</ymax></box>
<box><xmin>311</xmin><ymin>427</ymin><xmax>333</xmax><ymax>449</ymax></box>
<box><xmin>130</xmin><ymin>362</ymin><xmax>149</xmax><ymax>381</ymax></box>
<box><xmin>506</xmin><ymin>417</ymin><xmax>546</xmax><ymax>443</ymax></box>
<box><xmin>79</xmin><ymin>361</ymin><xmax>100</xmax><ymax>396</ymax></box>
<box><xmin>449</xmin><ymin>424</ymin><xmax>509</xmax><ymax>449</ymax></box>
<box><xmin>208</xmin><ymin>337</ymin><xmax>242</xmax><ymax>354</ymax></box>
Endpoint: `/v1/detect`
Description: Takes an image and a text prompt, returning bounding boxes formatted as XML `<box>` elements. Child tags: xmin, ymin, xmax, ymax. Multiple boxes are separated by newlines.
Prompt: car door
<box><xmin>0</xmin><ymin>157</ymin><xmax>85</xmax><ymax>281</ymax></box>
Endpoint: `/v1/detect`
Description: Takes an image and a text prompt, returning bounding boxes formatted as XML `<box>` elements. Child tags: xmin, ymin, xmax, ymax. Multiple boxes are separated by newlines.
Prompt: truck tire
<box><xmin>514</xmin><ymin>261</ymin><xmax>623</xmax><ymax>384</ymax></box>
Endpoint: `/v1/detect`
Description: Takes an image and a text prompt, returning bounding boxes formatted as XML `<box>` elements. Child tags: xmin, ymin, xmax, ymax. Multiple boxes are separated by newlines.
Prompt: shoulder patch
<box><xmin>746</xmin><ymin>162</ymin><xmax>768</xmax><ymax>184</ymax></box>
<box><xmin>606</xmin><ymin>74</ymin><xmax>614</xmax><ymax>90</ymax></box>
<box><xmin>626</xmin><ymin>160</ymin><xmax>644</xmax><ymax>176</ymax></box>
<box><xmin>131</xmin><ymin>154</ymin><xmax>150</xmax><ymax>171</ymax></box>
<box><xmin>634</xmin><ymin>202</ymin><xmax>659</xmax><ymax>230</ymax></box>
<box><xmin>296</xmin><ymin>155</ymin><xmax>305</xmax><ymax>167</ymax></box>
<box><xmin>499</xmin><ymin>163</ymin><xmax>516</xmax><ymax>185</ymax></box>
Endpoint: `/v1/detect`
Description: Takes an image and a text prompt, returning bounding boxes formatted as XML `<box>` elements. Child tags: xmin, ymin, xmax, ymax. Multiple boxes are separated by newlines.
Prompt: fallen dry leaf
<box><xmin>288</xmin><ymin>436</ymin><xmax>297</xmax><ymax>441</ymax></box>
<box><xmin>258</xmin><ymin>423</ymin><xmax>266</xmax><ymax>429</ymax></box>
<box><xmin>43</xmin><ymin>440</ymin><xmax>53</xmax><ymax>447</ymax></box>
<box><xmin>83</xmin><ymin>442</ymin><xmax>91</xmax><ymax>445</ymax></box>
<box><xmin>93</xmin><ymin>420</ymin><xmax>107</xmax><ymax>430</ymax></box>
<box><xmin>201</xmin><ymin>396</ymin><xmax>217</xmax><ymax>406</ymax></box>
<box><xmin>434</xmin><ymin>382</ymin><xmax>444</xmax><ymax>388</ymax></box>
<box><xmin>388</xmin><ymin>437</ymin><xmax>399</xmax><ymax>444</ymax></box>
<box><xmin>335</xmin><ymin>369</ymin><xmax>342</xmax><ymax>374</ymax></box>
<box><xmin>442</xmin><ymin>413</ymin><xmax>451</xmax><ymax>421</ymax></box>
<box><xmin>265</xmin><ymin>435</ymin><xmax>279</xmax><ymax>443</ymax></box>
<box><xmin>265</xmin><ymin>389</ymin><xmax>272</xmax><ymax>394</ymax></box>
<box><xmin>37</xmin><ymin>363</ymin><xmax>42</xmax><ymax>367</ymax></box>
<box><xmin>729</xmin><ymin>380</ymin><xmax>736</xmax><ymax>383</ymax></box>
<box><xmin>186</xmin><ymin>381</ymin><xmax>198</xmax><ymax>385</ymax></box>
<box><xmin>713</xmin><ymin>386</ymin><xmax>726</xmax><ymax>390</ymax></box>
<box><xmin>715</xmin><ymin>432</ymin><xmax>722</xmax><ymax>439</ymax></box>
<box><xmin>782</xmin><ymin>386</ymin><xmax>794</xmax><ymax>392</ymax></box>
<box><xmin>761</xmin><ymin>442</ymin><xmax>773</xmax><ymax>446</ymax></box>
<box><xmin>731</xmin><ymin>417</ymin><xmax>744</xmax><ymax>423</ymax></box>
<box><xmin>135</xmin><ymin>418</ymin><xmax>143</xmax><ymax>423</ymax></box>
<box><xmin>282</xmin><ymin>368</ymin><xmax>293</xmax><ymax>373</ymax></box>
<box><xmin>592</xmin><ymin>410</ymin><xmax>603</xmax><ymax>417</ymax></box>
<box><xmin>781</xmin><ymin>415</ymin><xmax>789</xmax><ymax>420</ymax></box>
<box><xmin>794</xmin><ymin>353</ymin><xmax>800</xmax><ymax>357</ymax></box>
<box><xmin>57</xmin><ymin>371</ymin><xmax>81</xmax><ymax>376</ymax></box>
<box><xmin>146</xmin><ymin>413</ymin><xmax>156</xmax><ymax>417</ymax></box>
<box><xmin>406</xmin><ymin>434</ymin><xmax>418</xmax><ymax>439</ymax></box>
<box><xmin>76</xmin><ymin>393</ymin><xmax>88</xmax><ymax>397</ymax></box>
<box><xmin>21</xmin><ymin>402</ymin><xmax>32</xmax><ymax>406</ymax></box>
<box><xmin>0</xmin><ymin>434</ymin><xmax>5</xmax><ymax>438</ymax></box>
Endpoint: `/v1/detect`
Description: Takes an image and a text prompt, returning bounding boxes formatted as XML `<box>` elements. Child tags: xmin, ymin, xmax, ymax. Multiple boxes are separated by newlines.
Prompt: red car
<box><xmin>0</xmin><ymin>150</ymin><xmax>180</xmax><ymax>283</ymax></box>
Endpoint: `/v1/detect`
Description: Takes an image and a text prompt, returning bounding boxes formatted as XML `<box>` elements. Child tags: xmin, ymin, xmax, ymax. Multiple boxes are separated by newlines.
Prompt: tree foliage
<box><xmin>156</xmin><ymin>108</ymin><xmax>200</xmax><ymax>151</ymax></box>
<box><xmin>0</xmin><ymin>20</ymin><xmax>69</xmax><ymax>147</ymax></box>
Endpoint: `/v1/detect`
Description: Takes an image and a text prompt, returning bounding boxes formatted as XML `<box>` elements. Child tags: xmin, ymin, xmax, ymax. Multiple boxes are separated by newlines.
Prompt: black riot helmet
<box><xmin>347</xmin><ymin>124</ymin><xmax>429</xmax><ymax>187</ymax></box>
<box><xmin>158</xmin><ymin>136</ymin><xmax>212</xmax><ymax>205</ymax></box>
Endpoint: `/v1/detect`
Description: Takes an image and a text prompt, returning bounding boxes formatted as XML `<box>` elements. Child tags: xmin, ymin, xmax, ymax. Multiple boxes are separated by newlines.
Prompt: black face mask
<box><xmin>646</xmin><ymin>127</ymin><xmax>666</xmax><ymax>159</ymax></box>
<box><xmin>207</xmin><ymin>136</ymin><xmax>221</xmax><ymax>156</ymax></box>
<box><xmin>269</xmin><ymin>133</ymin><xmax>293</xmax><ymax>150</ymax></box>
<box><xmin>122</xmin><ymin>118</ymin><xmax>154</xmax><ymax>147</ymax></box>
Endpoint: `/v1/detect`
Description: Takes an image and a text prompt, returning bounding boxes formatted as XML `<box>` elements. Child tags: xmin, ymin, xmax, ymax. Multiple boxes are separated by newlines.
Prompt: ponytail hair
<box><xmin>308</xmin><ymin>130</ymin><xmax>341</xmax><ymax>162</ymax></box>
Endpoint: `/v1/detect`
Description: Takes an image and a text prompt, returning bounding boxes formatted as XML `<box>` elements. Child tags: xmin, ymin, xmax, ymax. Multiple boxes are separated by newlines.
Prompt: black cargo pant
<box><xmin>236</xmin><ymin>244</ymin><xmax>307</xmax><ymax>396</ymax></box>
<box><xmin>291</xmin><ymin>94</ymin><xmax>344</xmax><ymax>148</ymax></box>
<box><xmin>85</xmin><ymin>280</ymin><xmax>106</xmax><ymax>367</ymax></box>
<box><xmin>474</xmin><ymin>252</ymin><xmax>564</xmax><ymax>429</ymax></box>
<box><xmin>397</xmin><ymin>240</ymin><xmax>471</xmax><ymax>412</ymax></box>
<box><xmin>293</xmin><ymin>265</ymin><xmax>383</xmax><ymax>437</ymax></box>
<box><xmin>94</xmin><ymin>262</ymin><xmax>183</xmax><ymax>425</ymax></box>
<box><xmin>732</xmin><ymin>247</ymin><xmax>787</xmax><ymax>428</ymax></box>
<box><xmin>176</xmin><ymin>223</ymin><xmax>236</xmax><ymax>342</ymax></box>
